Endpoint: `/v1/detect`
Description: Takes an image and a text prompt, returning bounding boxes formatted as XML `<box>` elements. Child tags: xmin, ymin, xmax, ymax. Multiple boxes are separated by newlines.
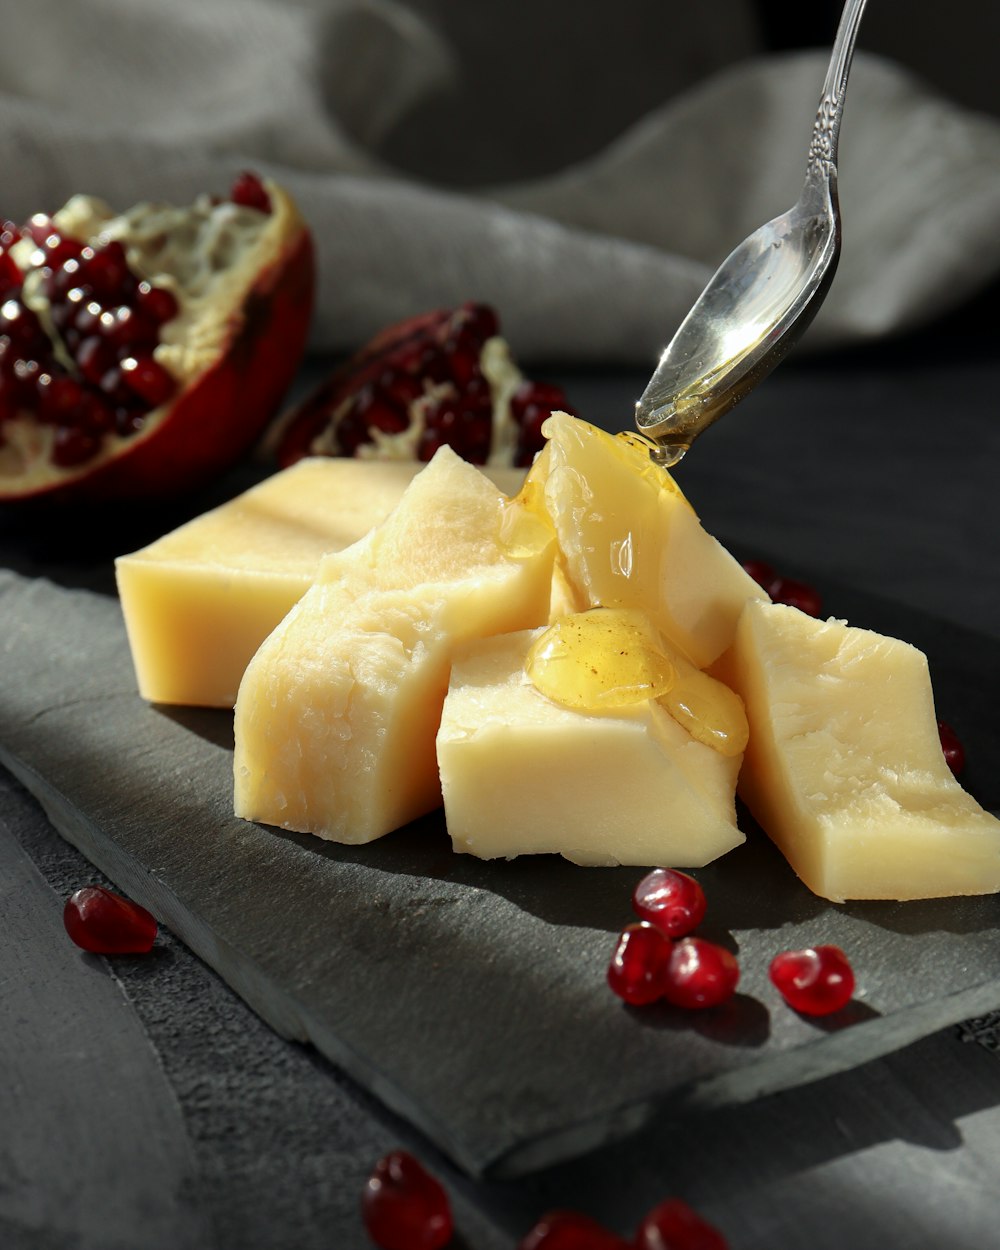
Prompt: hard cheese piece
<box><xmin>717</xmin><ymin>599</ymin><xmax>1000</xmax><ymax>901</ymax></box>
<box><xmin>437</xmin><ymin>628</ymin><xmax>744</xmax><ymax>867</ymax></box>
<box><xmin>116</xmin><ymin>457</ymin><xmax>524</xmax><ymax>707</ymax></box>
<box><xmin>233</xmin><ymin>447</ymin><xmax>554</xmax><ymax>844</ymax></box>
<box><xmin>532</xmin><ymin>413</ymin><xmax>764</xmax><ymax>666</ymax></box>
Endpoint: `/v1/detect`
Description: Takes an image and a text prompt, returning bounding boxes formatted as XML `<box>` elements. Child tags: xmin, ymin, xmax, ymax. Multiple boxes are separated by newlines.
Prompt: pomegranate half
<box><xmin>0</xmin><ymin>173</ymin><xmax>314</xmax><ymax>502</ymax></box>
<box><xmin>271</xmin><ymin>302</ymin><xmax>574</xmax><ymax>470</ymax></box>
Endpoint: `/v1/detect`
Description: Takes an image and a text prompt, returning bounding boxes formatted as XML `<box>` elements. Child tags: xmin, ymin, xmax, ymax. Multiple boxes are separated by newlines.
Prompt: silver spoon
<box><xmin>634</xmin><ymin>0</ymin><xmax>869</xmax><ymax>466</ymax></box>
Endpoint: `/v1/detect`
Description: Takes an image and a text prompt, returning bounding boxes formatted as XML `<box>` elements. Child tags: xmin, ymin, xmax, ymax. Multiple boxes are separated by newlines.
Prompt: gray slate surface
<box><xmin>2</xmin><ymin>560</ymin><xmax>998</xmax><ymax>1180</ymax></box>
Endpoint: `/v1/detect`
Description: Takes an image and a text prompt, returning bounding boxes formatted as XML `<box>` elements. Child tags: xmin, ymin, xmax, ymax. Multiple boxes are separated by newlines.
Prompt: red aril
<box><xmin>634</xmin><ymin>1198</ymin><xmax>729</xmax><ymax>1250</ymax></box>
<box><xmin>632</xmin><ymin>868</ymin><xmax>707</xmax><ymax>938</ymax></box>
<box><xmin>937</xmin><ymin>720</ymin><xmax>965</xmax><ymax>775</ymax></box>
<box><xmin>607</xmin><ymin>922</ymin><xmax>672</xmax><ymax>1006</ymax></box>
<box><xmin>741</xmin><ymin>559</ymin><xmax>822</xmax><ymax>617</ymax></box>
<box><xmin>63</xmin><ymin>885</ymin><xmax>158</xmax><ymax>954</ymax></box>
<box><xmin>361</xmin><ymin>1151</ymin><xmax>452</xmax><ymax>1250</ymax></box>
<box><xmin>769</xmin><ymin>944</ymin><xmax>855</xmax><ymax>1016</ymax></box>
<box><xmin>0</xmin><ymin>172</ymin><xmax>313</xmax><ymax>502</ymax></box>
<box><xmin>661</xmin><ymin>937</ymin><xmax>739</xmax><ymax>1010</ymax></box>
<box><xmin>518</xmin><ymin>1209</ymin><xmax>630</xmax><ymax>1250</ymax></box>
<box><xmin>771</xmin><ymin>576</ymin><xmax>822</xmax><ymax>617</ymax></box>
<box><xmin>272</xmin><ymin>302</ymin><xmax>574</xmax><ymax>469</ymax></box>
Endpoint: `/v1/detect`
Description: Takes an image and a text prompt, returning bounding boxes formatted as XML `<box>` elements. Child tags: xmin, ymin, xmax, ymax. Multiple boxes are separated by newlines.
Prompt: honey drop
<box><xmin>526</xmin><ymin>608</ymin><xmax>675</xmax><ymax>711</ymax></box>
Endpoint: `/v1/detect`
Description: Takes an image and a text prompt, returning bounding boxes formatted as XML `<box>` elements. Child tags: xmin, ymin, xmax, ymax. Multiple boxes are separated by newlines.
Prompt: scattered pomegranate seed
<box><xmin>769</xmin><ymin>945</ymin><xmax>855</xmax><ymax>1016</ymax></box>
<box><xmin>634</xmin><ymin>1198</ymin><xmax>729</xmax><ymax>1250</ymax></box>
<box><xmin>632</xmin><ymin>868</ymin><xmax>707</xmax><ymax>938</ymax></box>
<box><xmin>361</xmin><ymin>1151</ymin><xmax>452</xmax><ymax>1250</ymax></box>
<box><xmin>518</xmin><ymin>1209</ymin><xmax>630</xmax><ymax>1250</ymax></box>
<box><xmin>937</xmin><ymin>720</ymin><xmax>965</xmax><ymax>775</ymax></box>
<box><xmin>63</xmin><ymin>885</ymin><xmax>158</xmax><ymax>954</ymax></box>
<box><xmin>607</xmin><ymin>922</ymin><xmax>672</xmax><ymax>1006</ymax></box>
<box><xmin>742</xmin><ymin>559</ymin><xmax>822</xmax><ymax>616</ymax></box>
<box><xmin>772</xmin><ymin>576</ymin><xmax>822</xmax><ymax>617</ymax></box>
<box><xmin>231</xmin><ymin>171</ymin><xmax>272</xmax><ymax>214</ymax></box>
<box><xmin>661</xmin><ymin>937</ymin><xmax>739</xmax><ymax>1010</ymax></box>
<box><xmin>741</xmin><ymin>558</ymin><xmax>779</xmax><ymax>594</ymax></box>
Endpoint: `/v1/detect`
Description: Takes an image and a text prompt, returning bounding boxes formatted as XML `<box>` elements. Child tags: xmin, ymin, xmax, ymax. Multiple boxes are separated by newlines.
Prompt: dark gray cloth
<box><xmin>3</xmin><ymin>1</ymin><xmax>1000</xmax><ymax>361</ymax></box>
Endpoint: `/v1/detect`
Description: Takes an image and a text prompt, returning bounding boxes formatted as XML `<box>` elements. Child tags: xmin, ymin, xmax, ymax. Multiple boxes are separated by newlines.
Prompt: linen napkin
<box><xmin>2</xmin><ymin>0</ymin><xmax>999</xmax><ymax>363</ymax></box>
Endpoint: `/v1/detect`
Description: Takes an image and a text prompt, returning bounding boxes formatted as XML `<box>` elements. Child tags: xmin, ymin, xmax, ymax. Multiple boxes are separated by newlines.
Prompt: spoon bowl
<box><xmin>635</xmin><ymin>0</ymin><xmax>868</xmax><ymax>465</ymax></box>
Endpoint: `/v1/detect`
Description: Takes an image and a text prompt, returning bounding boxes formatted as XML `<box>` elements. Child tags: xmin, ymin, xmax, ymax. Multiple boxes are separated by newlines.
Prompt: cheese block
<box><xmin>115</xmin><ymin>456</ymin><xmax>525</xmax><ymax>707</ymax></box>
<box><xmin>436</xmin><ymin>627</ymin><xmax>745</xmax><ymax>867</ymax></box>
<box><xmin>233</xmin><ymin>447</ymin><xmax>554</xmax><ymax>844</ymax></box>
<box><xmin>716</xmin><ymin>599</ymin><xmax>1000</xmax><ymax>901</ymax></box>
<box><xmin>530</xmin><ymin>413</ymin><xmax>764</xmax><ymax>667</ymax></box>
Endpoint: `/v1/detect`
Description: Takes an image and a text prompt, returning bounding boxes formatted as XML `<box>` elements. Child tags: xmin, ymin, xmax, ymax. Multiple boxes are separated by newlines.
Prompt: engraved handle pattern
<box><xmin>806</xmin><ymin>0</ymin><xmax>868</xmax><ymax>176</ymax></box>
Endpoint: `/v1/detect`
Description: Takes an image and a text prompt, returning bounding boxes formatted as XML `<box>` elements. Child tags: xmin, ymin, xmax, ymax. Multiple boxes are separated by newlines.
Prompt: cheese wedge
<box><xmin>233</xmin><ymin>447</ymin><xmax>554</xmax><ymax>844</ymax></box>
<box><xmin>437</xmin><ymin>628</ymin><xmax>745</xmax><ymax>866</ymax></box>
<box><xmin>530</xmin><ymin>413</ymin><xmax>764</xmax><ymax>666</ymax></box>
<box><xmin>716</xmin><ymin>599</ymin><xmax>1000</xmax><ymax>901</ymax></box>
<box><xmin>115</xmin><ymin>456</ymin><xmax>524</xmax><ymax>707</ymax></box>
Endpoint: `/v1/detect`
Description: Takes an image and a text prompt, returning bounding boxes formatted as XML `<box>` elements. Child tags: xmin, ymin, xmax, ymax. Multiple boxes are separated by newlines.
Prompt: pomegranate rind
<box><xmin>0</xmin><ymin>182</ymin><xmax>314</xmax><ymax>503</ymax></box>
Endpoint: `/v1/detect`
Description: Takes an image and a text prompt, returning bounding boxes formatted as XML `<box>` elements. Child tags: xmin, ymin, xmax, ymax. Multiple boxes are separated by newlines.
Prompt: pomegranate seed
<box><xmin>0</xmin><ymin>249</ymin><xmax>21</xmax><ymax>296</ymax></box>
<box><xmin>634</xmin><ymin>1198</ymin><xmax>729</xmax><ymax>1250</ymax></box>
<box><xmin>36</xmin><ymin>371</ymin><xmax>85</xmax><ymax>424</ymax></box>
<box><xmin>772</xmin><ymin>576</ymin><xmax>822</xmax><ymax>617</ymax></box>
<box><xmin>0</xmin><ymin>220</ymin><xmax>21</xmax><ymax>249</ymax></box>
<box><xmin>118</xmin><ymin>354</ymin><xmax>176</xmax><ymax>407</ymax></box>
<box><xmin>230</xmin><ymin>171</ymin><xmax>272</xmax><ymax>214</ymax></box>
<box><xmin>456</xmin><ymin>301</ymin><xmax>499</xmax><ymax>343</ymax></box>
<box><xmin>417</xmin><ymin>429</ymin><xmax>447</xmax><ymax>462</ymax></box>
<box><xmin>741</xmin><ymin>558</ymin><xmax>780</xmax><ymax>594</ymax></box>
<box><xmin>1</xmin><ymin>299</ymin><xmax>47</xmax><ymax>353</ymax></box>
<box><xmin>632</xmin><ymin>868</ymin><xmax>707</xmax><ymax>939</ymax></box>
<box><xmin>77</xmin><ymin>335</ymin><xmax>117</xmax><ymax>385</ymax></box>
<box><xmin>769</xmin><ymin>944</ymin><xmax>855</xmax><ymax>1016</ymax></box>
<box><xmin>101</xmin><ymin>304</ymin><xmax>157</xmax><ymax>351</ymax></box>
<box><xmin>115</xmin><ymin>406</ymin><xmax>147</xmax><ymax>437</ymax></box>
<box><xmin>518</xmin><ymin>1209</ymin><xmax>630</xmax><ymax>1250</ymax></box>
<box><xmin>73</xmin><ymin>301</ymin><xmax>105</xmax><ymax>338</ymax></box>
<box><xmin>361</xmin><ymin>1151</ymin><xmax>452</xmax><ymax>1250</ymax></box>
<box><xmin>26</xmin><ymin>213</ymin><xmax>54</xmax><ymax>246</ymax></box>
<box><xmin>662</xmin><ymin>937</ymin><xmax>739</xmax><ymax>1010</ymax></box>
<box><xmin>43</xmin><ymin>233</ymin><xmax>84</xmax><ymax>268</ymax></box>
<box><xmin>136</xmin><ymin>281</ymin><xmax>179</xmax><ymax>325</ymax></box>
<box><xmin>442</xmin><ymin>336</ymin><xmax>481</xmax><ymax>388</ymax></box>
<box><xmin>63</xmin><ymin>885</ymin><xmax>157</xmax><ymax>953</ymax></box>
<box><xmin>378</xmin><ymin>366</ymin><xmax>423</xmax><ymax>409</ymax></box>
<box><xmin>354</xmin><ymin>384</ymin><xmax>409</xmax><ymax>436</ymax></box>
<box><xmin>51</xmin><ymin>425</ymin><xmax>102</xmax><ymax>467</ymax></box>
<box><xmin>80</xmin><ymin>241</ymin><xmax>132</xmax><ymax>301</ymax></box>
<box><xmin>607</xmin><ymin>922</ymin><xmax>672</xmax><ymax>1006</ymax></box>
<box><xmin>510</xmin><ymin>380</ymin><xmax>568</xmax><ymax>424</ymax></box>
<box><xmin>937</xmin><ymin>720</ymin><xmax>965</xmax><ymax>775</ymax></box>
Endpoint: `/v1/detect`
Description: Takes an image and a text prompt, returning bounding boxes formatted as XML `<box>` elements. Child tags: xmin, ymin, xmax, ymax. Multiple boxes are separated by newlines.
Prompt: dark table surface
<box><xmin>3</xmin><ymin>284</ymin><xmax>1000</xmax><ymax>1250</ymax></box>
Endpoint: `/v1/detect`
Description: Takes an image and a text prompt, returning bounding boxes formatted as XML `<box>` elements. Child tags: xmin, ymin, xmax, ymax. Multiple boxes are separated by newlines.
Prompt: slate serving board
<box><xmin>2</xmin><ymin>566</ymin><xmax>999</xmax><ymax>1180</ymax></box>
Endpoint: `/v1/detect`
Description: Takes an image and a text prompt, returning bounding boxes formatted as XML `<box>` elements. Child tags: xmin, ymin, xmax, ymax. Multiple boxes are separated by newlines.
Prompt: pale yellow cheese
<box><xmin>115</xmin><ymin>456</ymin><xmax>524</xmax><ymax>707</ymax></box>
<box><xmin>233</xmin><ymin>447</ymin><xmax>554</xmax><ymax>844</ymax></box>
<box><xmin>437</xmin><ymin>628</ymin><xmax>745</xmax><ymax>867</ymax></box>
<box><xmin>532</xmin><ymin>413</ymin><xmax>765</xmax><ymax>666</ymax></box>
<box><xmin>715</xmin><ymin>599</ymin><xmax>1000</xmax><ymax>901</ymax></box>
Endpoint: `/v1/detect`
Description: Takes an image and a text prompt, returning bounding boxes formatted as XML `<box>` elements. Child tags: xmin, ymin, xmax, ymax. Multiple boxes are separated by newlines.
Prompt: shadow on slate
<box><xmin>1</xmin><ymin>568</ymin><xmax>999</xmax><ymax>1180</ymax></box>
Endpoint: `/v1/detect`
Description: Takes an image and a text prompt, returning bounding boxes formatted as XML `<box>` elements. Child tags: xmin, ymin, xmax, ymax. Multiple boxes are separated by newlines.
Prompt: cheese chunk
<box><xmin>116</xmin><ymin>457</ymin><xmax>524</xmax><ymax>707</ymax></box>
<box><xmin>437</xmin><ymin>628</ymin><xmax>745</xmax><ymax>867</ymax></box>
<box><xmin>716</xmin><ymin>599</ymin><xmax>1000</xmax><ymax>901</ymax></box>
<box><xmin>233</xmin><ymin>448</ymin><xmax>554</xmax><ymax>844</ymax></box>
<box><xmin>531</xmin><ymin>413</ymin><xmax>764</xmax><ymax>666</ymax></box>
